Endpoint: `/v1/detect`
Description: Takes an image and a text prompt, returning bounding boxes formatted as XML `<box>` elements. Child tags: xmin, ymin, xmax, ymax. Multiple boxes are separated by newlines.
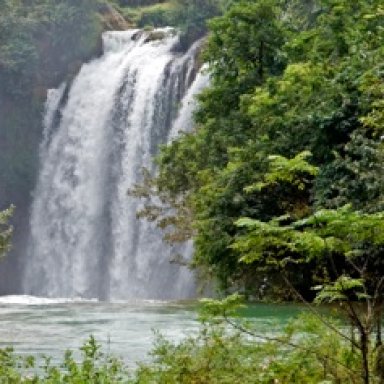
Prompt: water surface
<box><xmin>0</xmin><ymin>295</ymin><xmax>303</xmax><ymax>365</ymax></box>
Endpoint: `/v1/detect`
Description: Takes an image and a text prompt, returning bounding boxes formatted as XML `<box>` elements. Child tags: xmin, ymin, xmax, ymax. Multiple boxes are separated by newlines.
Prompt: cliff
<box><xmin>0</xmin><ymin>1</ymin><xmax>123</xmax><ymax>293</ymax></box>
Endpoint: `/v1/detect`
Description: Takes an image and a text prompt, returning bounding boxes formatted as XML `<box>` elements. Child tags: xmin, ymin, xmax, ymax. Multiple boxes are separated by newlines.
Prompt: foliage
<box><xmin>115</xmin><ymin>0</ymin><xmax>224</xmax><ymax>49</ymax></box>
<box><xmin>0</xmin><ymin>298</ymin><xmax>383</xmax><ymax>383</ymax></box>
<box><xmin>120</xmin><ymin>2</ymin><xmax>174</xmax><ymax>28</ymax></box>
<box><xmin>204</xmin><ymin>0</ymin><xmax>285</xmax><ymax>91</ymax></box>
<box><xmin>132</xmin><ymin>300</ymin><xmax>363</xmax><ymax>384</ymax></box>
<box><xmin>134</xmin><ymin>0</ymin><xmax>384</xmax><ymax>297</ymax></box>
<box><xmin>245</xmin><ymin>150</ymin><xmax>318</xmax><ymax>192</ymax></box>
<box><xmin>0</xmin><ymin>336</ymin><xmax>128</xmax><ymax>383</ymax></box>
<box><xmin>235</xmin><ymin>199</ymin><xmax>384</xmax><ymax>383</ymax></box>
<box><xmin>314</xmin><ymin>130</ymin><xmax>384</xmax><ymax>211</ymax></box>
<box><xmin>0</xmin><ymin>206</ymin><xmax>13</xmax><ymax>259</ymax></box>
<box><xmin>132</xmin><ymin>5</ymin><xmax>384</xmax><ymax>380</ymax></box>
<box><xmin>169</xmin><ymin>0</ymin><xmax>223</xmax><ymax>48</ymax></box>
<box><xmin>0</xmin><ymin>0</ymin><xmax>102</xmax><ymax>98</ymax></box>
<box><xmin>234</xmin><ymin>204</ymin><xmax>384</xmax><ymax>264</ymax></box>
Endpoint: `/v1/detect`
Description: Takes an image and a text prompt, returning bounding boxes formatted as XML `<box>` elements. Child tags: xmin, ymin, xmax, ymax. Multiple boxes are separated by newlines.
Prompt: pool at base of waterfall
<box><xmin>0</xmin><ymin>296</ymin><xmax>303</xmax><ymax>366</ymax></box>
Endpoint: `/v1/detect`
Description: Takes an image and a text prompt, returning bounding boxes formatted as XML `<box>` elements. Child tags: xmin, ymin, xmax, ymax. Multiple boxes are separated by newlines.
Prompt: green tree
<box><xmin>233</xmin><ymin>150</ymin><xmax>384</xmax><ymax>383</ymax></box>
<box><xmin>134</xmin><ymin>0</ymin><xmax>384</xmax><ymax>302</ymax></box>
<box><xmin>170</xmin><ymin>0</ymin><xmax>223</xmax><ymax>48</ymax></box>
<box><xmin>0</xmin><ymin>0</ymin><xmax>102</xmax><ymax>98</ymax></box>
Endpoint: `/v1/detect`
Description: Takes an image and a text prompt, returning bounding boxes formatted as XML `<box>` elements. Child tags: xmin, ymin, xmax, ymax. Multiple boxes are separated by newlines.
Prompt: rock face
<box><xmin>0</xmin><ymin>94</ymin><xmax>43</xmax><ymax>294</ymax></box>
<box><xmin>0</xmin><ymin>3</ymin><xmax>117</xmax><ymax>294</ymax></box>
<box><xmin>144</xmin><ymin>29</ymin><xmax>176</xmax><ymax>43</ymax></box>
<box><xmin>98</xmin><ymin>3</ymin><xmax>132</xmax><ymax>30</ymax></box>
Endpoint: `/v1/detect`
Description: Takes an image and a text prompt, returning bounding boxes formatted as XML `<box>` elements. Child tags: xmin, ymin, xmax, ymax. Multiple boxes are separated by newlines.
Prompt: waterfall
<box><xmin>24</xmin><ymin>29</ymin><xmax>209</xmax><ymax>300</ymax></box>
<box><xmin>169</xmin><ymin>65</ymin><xmax>209</xmax><ymax>140</ymax></box>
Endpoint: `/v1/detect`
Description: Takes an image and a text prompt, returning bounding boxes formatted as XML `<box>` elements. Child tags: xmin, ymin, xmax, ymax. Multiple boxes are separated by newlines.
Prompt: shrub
<box><xmin>0</xmin><ymin>336</ymin><xmax>129</xmax><ymax>383</ymax></box>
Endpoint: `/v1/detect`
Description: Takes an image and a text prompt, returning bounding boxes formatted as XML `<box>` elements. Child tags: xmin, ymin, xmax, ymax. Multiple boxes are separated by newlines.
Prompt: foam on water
<box><xmin>0</xmin><ymin>295</ymin><xmax>98</xmax><ymax>305</ymax></box>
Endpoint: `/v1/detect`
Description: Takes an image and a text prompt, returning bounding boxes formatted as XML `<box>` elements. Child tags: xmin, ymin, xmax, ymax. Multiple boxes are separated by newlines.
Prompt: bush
<box><xmin>0</xmin><ymin>336</ymin><xmax>129</xmax><ymax>383</ymax></box>
<box><xmin>136</xmin><ymin>3</ymin><xmax>173</xmax><ymax>28</ymax></box>
<box><xmin>132</xmin><ymin>312</ymin><xmax>361</xmax><ymax>384</ymax></box>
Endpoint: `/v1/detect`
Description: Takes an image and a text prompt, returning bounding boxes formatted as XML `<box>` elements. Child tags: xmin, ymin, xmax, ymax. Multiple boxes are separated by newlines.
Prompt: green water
<box><xmin>0</xmin><ymin>296</ymin><xmax>304</xmax><ymax>365</ymax></box>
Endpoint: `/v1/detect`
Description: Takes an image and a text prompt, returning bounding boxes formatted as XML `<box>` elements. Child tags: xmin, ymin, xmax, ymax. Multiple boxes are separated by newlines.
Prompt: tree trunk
<box><xmin>361</xmin><ymin>329</ymin><xmax>370</xmax><ymax>384</ymax></box>
<box><xmin>376</xmin><ymin>304</ymin><xmax>382</xmax><ymax>348</ymax></box>
<box><xmin>258</xmin><ymin>40</ymin><xmax>264</xmax><ymax>81</ymax></box>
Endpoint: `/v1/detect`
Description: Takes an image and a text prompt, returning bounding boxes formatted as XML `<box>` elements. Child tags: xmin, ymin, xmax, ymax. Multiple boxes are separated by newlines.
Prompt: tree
<box><xmin>233</xmin><ymin>152</ymin><xmax>384</xmax><ymax>384</ymax></box>
<box><xmin>134</xmin><ymin>0</ymin><xmax>384</xmax><ymax>298</ymax></box>
<box><xmin>0</xmin><ymin>0</ymin><xmax>101</xmax><ymax>97</ymax></box>
<box><xmin>170</xmin><ymin>0</ymin><xmax>223</xmax><ymax>48</ymax></box>
<box><xmin>128</xmin><ymin>1</ymin><xmax>384</xmax><ymax>381</ymax></box>
<box><xmin>198</xmin><ymin>0</ymin><xmax>285</xmax><ymax>124</ymax></box>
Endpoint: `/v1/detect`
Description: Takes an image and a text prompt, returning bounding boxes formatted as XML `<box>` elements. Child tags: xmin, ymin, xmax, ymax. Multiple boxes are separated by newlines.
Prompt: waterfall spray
<box><xmin>24</xmin><ymin>29</ymin><xmax>209</xmax><ymax>300</ymax></box>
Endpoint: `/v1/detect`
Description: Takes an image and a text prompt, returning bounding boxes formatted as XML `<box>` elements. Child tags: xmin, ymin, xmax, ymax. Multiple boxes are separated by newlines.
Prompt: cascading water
<box><xmin>23</xmin><ymin>29</ymin><xmax>209</xmax><ymax>300</ymax></box>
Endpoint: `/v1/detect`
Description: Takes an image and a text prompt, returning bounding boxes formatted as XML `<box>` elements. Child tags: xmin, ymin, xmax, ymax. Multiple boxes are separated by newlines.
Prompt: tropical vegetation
<box><xmin>1</xmin><ymin>0</ymin><xmax>384</xmax><ymax>382</ymax></box>
<box><xmin>131</xmin><ymin>0</ymin><xmax>384</xmax><ymax>382</ymax></box>
<box><xmin>137</xmin><ymin>0</ymin><xmax>384</xmax><ymax>314</ymax></box>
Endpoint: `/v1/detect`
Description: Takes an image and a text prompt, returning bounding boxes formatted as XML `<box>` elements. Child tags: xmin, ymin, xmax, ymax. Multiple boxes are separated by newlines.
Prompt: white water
<box><xmin>40</xmin><ymin>83</ymin><xmax>67</xmax><ymax>158</ymax></box>
<box><xmin>24</xmin><ymin>29</ymin><xmax>209</xmax><ymax>300</ymax></box>
<box><xmin>169</xmin><ymin>64</ymin><xmax>209</xmax><ymax>139</ymax></box>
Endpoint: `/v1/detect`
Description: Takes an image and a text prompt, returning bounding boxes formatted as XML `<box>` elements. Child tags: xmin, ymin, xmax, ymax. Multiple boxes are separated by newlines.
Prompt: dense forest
<box><xmin>0</xmin><ymin>0</ymin><xmax>384</xmax><ymax>382</ymax></box>
<box><xmin>140</xmin><ymin>0</ymin><xmax>384</xmax><ymax>301</ymax></box>
<box><xmin>133</xmin><ymin>0</ymin><xmax>384</xmax><ymax>382</ymax></box>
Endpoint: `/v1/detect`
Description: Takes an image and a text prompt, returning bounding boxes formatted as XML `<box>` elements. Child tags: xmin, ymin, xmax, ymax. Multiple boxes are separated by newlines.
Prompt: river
<box><xmin>0</xmin><ymin>296</ymin><xmax>302</xmax><ymax>366</ymax></box>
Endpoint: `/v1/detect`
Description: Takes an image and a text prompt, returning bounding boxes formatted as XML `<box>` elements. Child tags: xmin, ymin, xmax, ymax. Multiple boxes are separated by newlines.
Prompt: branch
<box><xmin>373</xmin><ymin>276</ymin><xmax>384</xmax><ymax>308</ymax></box>
<box><xmin>223</xmin><ymin>313</ymin><xmax>360</xmax><ymax>379</ymax></box>
<box><xmin>281</xmin><ymin>274</ymin><xmax>359</xmax><ymax>348</ymax></box>
<box><xmin>345</xmin><ymin>257</ymin><xmax>363</xmax><ymax>275</ymax></box>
